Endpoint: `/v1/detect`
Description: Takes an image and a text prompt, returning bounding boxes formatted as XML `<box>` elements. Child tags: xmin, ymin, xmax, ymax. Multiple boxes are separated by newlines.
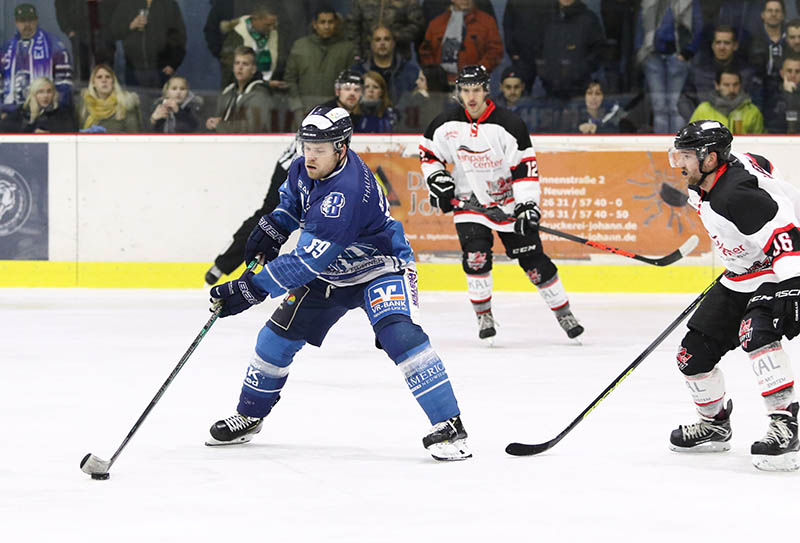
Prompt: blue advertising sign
<box><xmin>0</xmin><ymin>143</ymin><xmax>48</xmax><ymax>260</ymax></box>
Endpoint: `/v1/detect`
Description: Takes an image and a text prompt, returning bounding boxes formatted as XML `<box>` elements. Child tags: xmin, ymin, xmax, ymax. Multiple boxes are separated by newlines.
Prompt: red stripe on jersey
<box><xmin>512</xmin><ymin>177</ymin><xmax>538</xmax><ymax>183</ymax></box>
<box><xmin>419</xmin><ymin>145</ymin><xmax>436</xmax><ymax>156</ymax></box>
<box><xmin>725</xmin><ymin>269</ymin><xmax>775</xmax><ymax>282</ymax></box>
<box><xmin>745</xmin><ymin>153</ymin><xmax>774</xmax><ymax>174</ymax></box>
<box><xmin>511</xmin><ymin>157</ymin><xmax>537</xmax><ymax>170</ymax></box>
<box><xmin>761</xmin><ymin>381</ymin><xmax>795</xmax><ymax>397</ymax></box>
<box><xmin>706</xmin><ymin>163</ymin><xmax>728</xmax><ymax>192</ymax></box>
<box><xmin>761</xmin><ymin>224</ymin><xmax>799</xmax><ymax>254</ymax></box>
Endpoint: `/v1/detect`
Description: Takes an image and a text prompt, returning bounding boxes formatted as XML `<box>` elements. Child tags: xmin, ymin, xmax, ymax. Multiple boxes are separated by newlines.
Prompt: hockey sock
<box><xmin>237</xmin><ymin>326</ymin><xmax>305</xmax><ymax>418</ymax></box>
<box><xmin>377</xmin><ymin>321</ymin><xmax>460</xmax><ymax>424</ymax></box>
<box><xmin>535</xmin><ymin>274</ymin><xmax>570</xmax><ymax>312</ymax></box>
<box><xmin>749</xmin><ymin>342</ymin><xmax>797</xmax><ymax>411</ymax></box>
<box><xmin>684</xmin><ymin>367</ymin><xmax>727</xmax><ymax>418</ymax></box>
<box><xmin>467</xmin><ymin>273</ymin><xmax>492</xmax><ymax>315</ymax></box>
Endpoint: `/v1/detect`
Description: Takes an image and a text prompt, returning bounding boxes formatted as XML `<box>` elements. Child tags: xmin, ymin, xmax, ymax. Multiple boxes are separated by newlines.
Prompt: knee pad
<box><xmin>518</xmin><ymin>253</ymin><xmax>557</xmax><ymax>285</ymax></box>
<box><xmin>462</xmin><ymin>250</ymin><xmax>492</xmax><ymax>275</ymax></box>
<box><xmin>458</xmin><ymin>224</ymin><xmax>493</xmax><ymax>275</ymax></box>
<box><xmin>678</xmin><ymin>330</ymin><xmax>725</xmax><ymax>376</ymax></box>
<box><xmin>740</xmin><ymin>294</ymin><xmax>782</xmax><ymax>353</ymax></box>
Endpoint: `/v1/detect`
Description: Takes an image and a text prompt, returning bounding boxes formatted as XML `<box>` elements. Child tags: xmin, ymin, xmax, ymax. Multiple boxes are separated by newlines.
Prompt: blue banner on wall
<box><xmin>0</xmin><ymin>143</ymin><xmax>48</xmax><ymax>260</ymax></box>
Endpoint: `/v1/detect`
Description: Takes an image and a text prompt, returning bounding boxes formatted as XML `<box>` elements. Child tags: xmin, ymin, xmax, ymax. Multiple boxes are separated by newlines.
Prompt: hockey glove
<box><xmin>244</xmin><ymin>214</ymin><xmax>289</xmax><ymax>266</ymax></box>
<box><xmin>513</xmin><ymin>201</ymin><xmax>541</xmax><ymax>236</ymax></box>
<box><xmin>773</xmin><ymin>276</ymin><xmax>800</xmax><ymax>339</ymax></box>
<box><xmin>427</xmin><ymin>170</ymin><xmax>455</xmax><ymax>213</ymax></box>
<box><xmin>210</xmin><ymin>271</ymin><xmax>266</xmax><ymax>318</ymax></box>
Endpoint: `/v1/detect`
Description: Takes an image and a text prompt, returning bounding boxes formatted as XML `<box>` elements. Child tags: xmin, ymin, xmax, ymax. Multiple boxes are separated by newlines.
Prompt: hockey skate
<box><xmin>669</xmin><ymin>399</ymin><xmax>733</xmax><ymax>452</ymax></box>
<box><xmin>555</xmin><ymin>308</ymin><xmax>584</xmax><ymax>340</ymax></box>
<box><xmin>751</xmin><ymin>403</ymin><xmax>799</xmax><ymax>472</ymax></box>
<box><xmin>476</xmin><ymin>311</ymin><xmax>497</xmax><ymax>345</ymax></box>
<box><xmin>205</xmin><ymin>413</ymin><xmax>263</xmax><ymax>446</ymax></box>
<box><xmin>204</xmin><ymin>265</ymin><xmax>222</xmax><ymax>286</ymax></box>
<box><xmin>423</xmin><ymin>415</ymin><xmax>472</xmax><ymax>461</ymax></box>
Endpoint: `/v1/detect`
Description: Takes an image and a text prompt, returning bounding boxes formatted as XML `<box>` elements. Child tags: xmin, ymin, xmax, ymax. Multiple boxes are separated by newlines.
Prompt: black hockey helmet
<box><xmin>297</xmin><ymin>105</ymin><xmax>353</xmax><ymax>152</ymax></box>
<box><xmin>456</xmin><ymin>65</ymin><xmax>490</xmax><ymax>92</ymax></box>
<box><xmin>672</xmin><ymin>120</ymin><xmax>733</xmax><ymax>165</ymax></box>
<box><xmin>335</xmin><ymin>69</ymin><xmax>364</xmax><ymax>89</ymax></box>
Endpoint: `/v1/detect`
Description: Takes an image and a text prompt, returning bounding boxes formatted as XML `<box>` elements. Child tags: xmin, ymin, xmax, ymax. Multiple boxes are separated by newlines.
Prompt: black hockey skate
<box><xmin>555</xmin><ymin>308</ymin><xmax>584</xmax><ymax>339</ymax></box>
<box><xmin>204</xmin><ymin>265</ymin><xmax>222</xmax><ymax>286</ymax></box>
<box><xmin>205</xmin><ymin>413</ymin><xmax>263</xmax><ymax>446</ymax></box>
<box><xmin>476</xmin><ymin>311</ymin><xmax>497</xmax><ymax>345</ymax></box>
<box><xmin>669</xmin><ymin>399</ymin><xmax>733</xmax><ymax>452</ymax></box>
<box><xmin>423</xmin><ymin>415</ymin><xmax>472</xmax><ymax>461</ymax></box>
<box><xmin>751</xmin><ymin>402</ymin><xmax>799</xmax><ymax>472</ymax></box>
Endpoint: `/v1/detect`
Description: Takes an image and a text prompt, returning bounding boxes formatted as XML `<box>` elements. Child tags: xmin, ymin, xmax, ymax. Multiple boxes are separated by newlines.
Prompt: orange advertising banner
<box><xmin>360</xmin><ymin>148</ymin><xmax>711</xmax><ymax>259</ymax></box>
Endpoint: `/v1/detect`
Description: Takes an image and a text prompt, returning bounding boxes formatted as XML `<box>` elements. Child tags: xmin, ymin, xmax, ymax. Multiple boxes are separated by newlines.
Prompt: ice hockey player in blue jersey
<box><xmin>206</xmin><ymin>105</ymin><xmax>470</xmax><ymax>461</ymax></box>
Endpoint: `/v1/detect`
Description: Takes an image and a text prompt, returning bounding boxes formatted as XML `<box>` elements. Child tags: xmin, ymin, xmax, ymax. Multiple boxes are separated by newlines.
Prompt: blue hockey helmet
<box><xmin>297</xmin><ymin>105</ymin><xmax>353</xmax><ymax>152</ymax></box>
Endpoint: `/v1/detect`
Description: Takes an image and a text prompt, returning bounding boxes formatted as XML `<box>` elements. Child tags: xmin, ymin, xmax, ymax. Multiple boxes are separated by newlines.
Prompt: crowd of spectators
<box><xmin>3</xmin><ymin>0</ymin><xmax>800</xmax><ymax>135</ymax></box>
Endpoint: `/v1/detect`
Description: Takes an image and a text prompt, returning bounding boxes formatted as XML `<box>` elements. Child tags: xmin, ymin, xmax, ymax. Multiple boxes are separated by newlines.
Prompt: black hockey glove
<box><xmin>210</xmin><ymin>271</ymin><xmax>266</xmax><ymax>318</ymax></box>
<box><xmin>244</xmin><ymin>214</ymin><xmax>289</xmax><ymax>266</ymax></box>
<box><xmin>773</xmin><ymin>276</ymin><xmax>800</xmax><ymax>339</ymax></box>
<box><xmin>513</xmin><ymin>201</ymin><xmax>541</xmax><ymax>236</ymax></box>
<box><xmin>427</xmin><ymin>170</ymin><xmax>455</xmax><ymax>213</ymax></box>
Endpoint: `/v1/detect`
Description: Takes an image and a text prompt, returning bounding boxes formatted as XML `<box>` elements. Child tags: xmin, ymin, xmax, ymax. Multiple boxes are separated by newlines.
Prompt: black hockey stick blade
<box><xmin>450</xmin><ymin>199</ymin><xmax>698</xmax><ymax>266</ymax></box>
<box><xmin>506</xmin><ymin>273</ymin><xmax>723</xmax><ymax>457</ymax></box>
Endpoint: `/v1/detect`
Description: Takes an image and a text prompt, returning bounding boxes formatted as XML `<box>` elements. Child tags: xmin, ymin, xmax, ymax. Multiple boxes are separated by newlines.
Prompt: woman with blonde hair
<box><xmin>1</xmin><ymin>77</ymin><xmax>76</xmax><ymax>133</ymax></box>
<box><xmin>76</xmin><ymin>64</ymin><xmax>143</xmax><ymax>133</ymax></box>
<box><xmin>355</xmin><ymin>71</ymin><xmax>396</xmax><ymax>133</ymax></box>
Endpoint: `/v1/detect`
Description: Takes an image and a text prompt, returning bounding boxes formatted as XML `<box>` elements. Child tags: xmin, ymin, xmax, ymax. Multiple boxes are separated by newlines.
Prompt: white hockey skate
<box><xmin>423</xmin><ymin>416</ymin><xmax>472</xmax><ymax>461</ymax></box>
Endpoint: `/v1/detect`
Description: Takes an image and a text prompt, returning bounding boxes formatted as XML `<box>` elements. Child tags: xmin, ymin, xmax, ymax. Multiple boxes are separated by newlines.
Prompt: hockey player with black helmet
<box><xmin>206</xmin><ymin>105</ymin><xmax>471</xmax><ymax>461</ymax></box>
<box><xmin>668</xmin><ymin>119</ymin><xmax>800</xmax><ymax>471</ymax></box>
<box><xmin>419</xmin><ymin>64</ymin><xmax>583</xmax><ymax>344</ymax></box>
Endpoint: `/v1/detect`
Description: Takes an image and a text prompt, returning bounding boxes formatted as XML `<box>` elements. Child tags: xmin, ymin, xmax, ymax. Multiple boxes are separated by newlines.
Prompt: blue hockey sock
<box><xmin>237</xmin><ymin>326</ymin><xmax>305</xmax><ymax>418</ymax></box>
<box><xmin>376</xmin><ymin>321</ymin><xmax>460</xmax><ymax>424</ymax></box>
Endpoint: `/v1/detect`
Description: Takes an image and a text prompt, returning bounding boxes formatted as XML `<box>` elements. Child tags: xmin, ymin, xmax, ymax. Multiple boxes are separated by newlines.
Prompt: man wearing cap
<box><xmin>493</xmin><ymin>66</ymin><xmax>536</xmax><ymax>130</ymax></box>
<box><xmin>1</xmin><ymin>3</ymin><xmax>73</xmax><ymax>116</ymax></box>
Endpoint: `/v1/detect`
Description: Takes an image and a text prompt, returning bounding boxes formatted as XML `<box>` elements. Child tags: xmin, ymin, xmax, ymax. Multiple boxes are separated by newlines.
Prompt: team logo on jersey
<box><xmin>739</xmin><ymin>318</ymin><xmax>753</xmax><ymax>348</ymax></box>
<box><xmin>321</xmin><ymin>192</ymin><xmax>346</xmax><ymax>218</ymax></box>
<box><xmin>676</xmin><ymin>347</ymin><xmax>692</xmax><ymax>370</ymax></box>
<box><xmin>365</xmin><ymin>277</ymin><xmax>410</xmax><ymax>323</ymax></box>
<box><xmin>285</xmin><ymin>293</ymin><xmax>296</xmax><ymax>306</ymax></box>
<box><xmin>0</xmin><ymin>165</ymin><xmax>33</xmax><ymax>237</ymax></box>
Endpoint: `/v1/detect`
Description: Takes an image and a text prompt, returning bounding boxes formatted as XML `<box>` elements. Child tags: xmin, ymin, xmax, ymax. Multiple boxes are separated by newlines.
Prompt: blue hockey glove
<box><xmin>427</xmin><ymin>171</ymin><xmax>455</xmax><ymax>213</ymax></box>
<box><xmin>244</xmin><ymin>214</ymin><xmax>289</xmax><ymax>266</ymax></box>
<box><xmin>773</xmin><ymin>277</ymin><xmax>800</xmax><ymax>339</ymax></box>
<box><xmin>210</xmin><ymin>271</ymin><xmax>266</xmax><ymax>318</ymax></box>
<box><xmin>513</xmin><ymin>201</ymin><xmax>541</xmax><ymax>236</ymax></box>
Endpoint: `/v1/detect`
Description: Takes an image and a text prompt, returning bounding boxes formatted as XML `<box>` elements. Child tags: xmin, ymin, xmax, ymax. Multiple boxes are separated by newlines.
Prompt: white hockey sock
<box><xmin>536</xmin><ymin>274</ymin><xmax>569</xmax><ymax>312</ymax></box>
<box><xmin>467</xmin><ymin>273</ymin><xmax>492</xmax><ymax>314</ymax></box>
<box><xmin>684</xmin><ymin>367</ymin><xmax>726</xmax><ymax>418</ymax></box>
<box><xmin>749</xmin><ymin>342</ymin><xmax>797</xmax><ymax>411</ymax></box>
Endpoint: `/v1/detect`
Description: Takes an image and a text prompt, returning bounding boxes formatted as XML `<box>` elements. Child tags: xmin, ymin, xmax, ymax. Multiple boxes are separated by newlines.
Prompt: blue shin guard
<box><xmin>376</xmin><ymin>319</ymin><xmax>460</xmax><ymax>424</ymax></box>
<box><xmin>237</xmin><ymin>326</ymin><xmax>305</xmax><ymax>418</ymax></box>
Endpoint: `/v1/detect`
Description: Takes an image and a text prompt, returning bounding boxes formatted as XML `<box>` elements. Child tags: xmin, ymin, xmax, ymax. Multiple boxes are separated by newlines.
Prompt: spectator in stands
<box><xmin>786</xmin><ymin>18</ymin><xmax>800</xmax><ymax>53</ymax></box>
<box><xmin>206</xmin><ymin>46</ymin><xmax>273</xmax><ymax>133</ymax></box>
<box><xmin>747</xmin><ymin>0</ymin><xmax>787</xmax><ymax>109</ymax></box>
<box><xmin>502</xmin><ymin>0</ymin><xmax>551</xmax><ymax>90</ymax></box>
<box><xmin>419</xmin><ymin>0</ymin><xmax>503</xmax><ymax>84</ymax></box>
<box><xmin>600</xmin><ymin>0</ymin><xmax>638</xmax><ymax>92</ymax></box>
<box><xmin>149</xmin><ymin>75</ymin><xmax>203</xmax><ymax>133</ymax></box>
<box><xmin>347</xmin><ymin>0</ymin><xmax>424</xmax><ymax>61</ymax></box>
<box><xmin>220</xmin><ymin>3</ymin><xmax>281</xmax><ymax>88</ymax></box>
<box><xmin>352</xmin><ymin>26</ymin><xmax>419</xmax><ymax>104</ymax></box>
<box><xmin>318</xmin><ymin>69</ymin><xmax>365</xmax><ymax>129</ymax></box>
<box><xmin>421</xmin><ymin>0</ymin><xmax>496</xmax><ymax>24</ymax></box>
<box><xmin>576</xmin><ymin>80</ymin><xmax>622</xmax><ymax>134</ymax></box>
<box><xmin>355</xmin><ymin>70</ymin><xmax>396</xmax><ymax>133</ymax></box>
<box><xmin>55</xmin><ymin>0</ymin><xmax>119</xmax><ymax>83</ymax></box>
<box><xmin>765</xmin><ymin>53</ymin><xmax>800</xmax><ymax>132</ymax></box>
<box><xmin>395</xmin><ymin>64</ymin><xmax>450</xmax><ymax>132</ymax></box>
<box><xmin>689</xmin><ymin>67</ymin><xmax>765</xmax><ymax>134</ymax></box>
<box><xmin>204</xmin><ymin>0</ymin><xmax>305</xmax><ymax>87</ymax></box>
<box><xmin>635</xmin><ymin>0</ymin><xmax>703</xmax><ymax>133</ymax></box>
<box><xmin>493</xmin><ymin>66</ymin><xmax>533</xmax><ymax>111</ymax></box>
<box><xmin>680</xmin><ymin>24</ymin><xmax>756</xmax><ymax>121</ymax></box>
<box><xmin>76</xmin><ymin>64</ymin><xmax>142</xmax><ymax>133</ymax></box>
<box><xmin>110</xmin><ymin>0</ymin><xmax>187</xmax><ymax>89</ymax></box>
<box><xmin>284</xmin><ymin>6</ymin><xmax>356</xmax><ymax>127</ymax></box>
<box><xmin>0</xmin><ymin>76</ymin><xmax>77</xmax><ymax>133</ymax></box>
<box><xmin>1</xmin><ymin>4</ymin><xmax>73</xmax><ymax>119</ymax></box>
<box><xmin>536</xmin><ymin>0</ymin><xmax>606</xmax><ymax>101</ymax></box>
<box><xmin>703</xmin><ymin>1</ymin><xmax>762</xmax><ymax>57</ymax></box>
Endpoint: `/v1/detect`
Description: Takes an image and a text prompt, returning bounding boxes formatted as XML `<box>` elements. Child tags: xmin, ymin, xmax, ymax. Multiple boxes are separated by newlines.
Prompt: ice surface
<box><xmin>1</xmin><ymin>288</ymin><xmax>796</xmax><ymax>542</ymax></box>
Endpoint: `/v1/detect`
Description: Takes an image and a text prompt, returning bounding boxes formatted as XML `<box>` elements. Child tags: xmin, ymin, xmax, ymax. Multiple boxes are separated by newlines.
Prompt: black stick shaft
<box><xmin>506</xmin><ymin>273</ymin><xmax>723</xmax><ymax>456</ymax></box>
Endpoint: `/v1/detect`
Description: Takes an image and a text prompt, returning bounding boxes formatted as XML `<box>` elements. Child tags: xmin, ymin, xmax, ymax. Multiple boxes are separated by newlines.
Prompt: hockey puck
<box><xmin>91</xmin><ymin>472</ymin><xmax>110</xmax><ymax>480</ymax></box>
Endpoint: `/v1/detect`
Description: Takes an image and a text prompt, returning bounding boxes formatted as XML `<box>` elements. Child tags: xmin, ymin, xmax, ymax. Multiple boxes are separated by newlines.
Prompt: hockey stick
<box><xmin>80</xmin><ymin>261</ymin><xmax>257</xmax><ymax>480</ymax></box>
<box><xmin>450</xmin><ymin>199</ymin><xmax>698</xmax><ymax>266</ymax></box>
<box><xmin>505</xmin><ymin>272</ymin><xmax>723</xmax><ymax>457</ymax></box>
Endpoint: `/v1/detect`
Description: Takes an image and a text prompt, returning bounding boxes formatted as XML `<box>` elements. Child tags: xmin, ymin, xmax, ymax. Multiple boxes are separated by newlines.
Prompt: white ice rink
<box><xmin>2</xmin><ymin>287</ymin><xmax>797</xmax><ymax>542</ymax></box>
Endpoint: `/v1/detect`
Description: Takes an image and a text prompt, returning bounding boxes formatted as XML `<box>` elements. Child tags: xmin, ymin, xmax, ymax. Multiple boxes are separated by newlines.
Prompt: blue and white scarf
<box><xmin>2</xmin><ymin>28</ymin><xmax>56</xmax><ymax>108</ymax></box>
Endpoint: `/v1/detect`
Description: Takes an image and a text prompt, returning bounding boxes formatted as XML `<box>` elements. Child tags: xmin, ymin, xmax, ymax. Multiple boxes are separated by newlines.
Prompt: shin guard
<box><xmin>467</xmin><ymin>273</ymin><xmax>493</xmax><ymax>314</ymax></box>
<box><xmin>684</xmin><ymin>367</ymin><xmax>727</xmax><ymax>418</ymax></box>
<box><xmin>749</xmin><ymin>342</ymin><xmax>797</xmax><ymax>411</ymax></box>
<box><xmin>536</xmin><ymin>274</ymin><xmax>570</xmax><ymax>311</ymax></box>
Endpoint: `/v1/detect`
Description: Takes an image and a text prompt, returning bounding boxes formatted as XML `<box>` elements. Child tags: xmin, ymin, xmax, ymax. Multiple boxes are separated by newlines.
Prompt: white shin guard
<box><xmin>466</xmin><ymin>273</ymin><xmax>493</xmax><ymax>304</ymax></box>
<box><xmin>749</xmin><ymin>342</ymin><xmax>797</xmax><ymax>411</ymax></box>
<box><xmin>684</xmin><ymin>367</ymin><xmax>726</xmax><ymax>418</ymax></box>
<box><xmin>536</xmin><ymin>274</ymin><xmax>569</xmax><ymax>311</ymax></box>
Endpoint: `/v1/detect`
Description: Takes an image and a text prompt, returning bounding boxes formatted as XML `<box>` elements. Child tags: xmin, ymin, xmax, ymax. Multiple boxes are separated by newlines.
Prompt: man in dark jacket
<box><xmin>55</xmin><ymin>0</ymin><xmax>119</xmax><ymax>82</ymax></box>
<box><xmin>352</xmin><ymin>26</ymin><xmax>418</xmax><ymax>105</ymax></box>
<box><xmin>110</xmin><ymin>0</ymin><xmax>187</xmax><ymax>88</ymax></box>
<box><xmin>536</xmin><ymin>0</ymin><xmax>606</xmax><ymax>100</ymax></box>
<box><xmin>502</xmin><ymin>0</ymin><xmax>551</xmax><ymax>88</ymax></box>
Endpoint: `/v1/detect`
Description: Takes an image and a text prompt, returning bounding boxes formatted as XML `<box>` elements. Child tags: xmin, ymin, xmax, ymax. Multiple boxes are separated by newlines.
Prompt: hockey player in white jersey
<box><xmin>668</xmin><ymin>120</ymin><xmax>799</xmax><ymax>471</ymax></box>
<box><xmin>419</xmin><ymin>65</ymin><xmax>583</xmax><ymax>344</ymax></box>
